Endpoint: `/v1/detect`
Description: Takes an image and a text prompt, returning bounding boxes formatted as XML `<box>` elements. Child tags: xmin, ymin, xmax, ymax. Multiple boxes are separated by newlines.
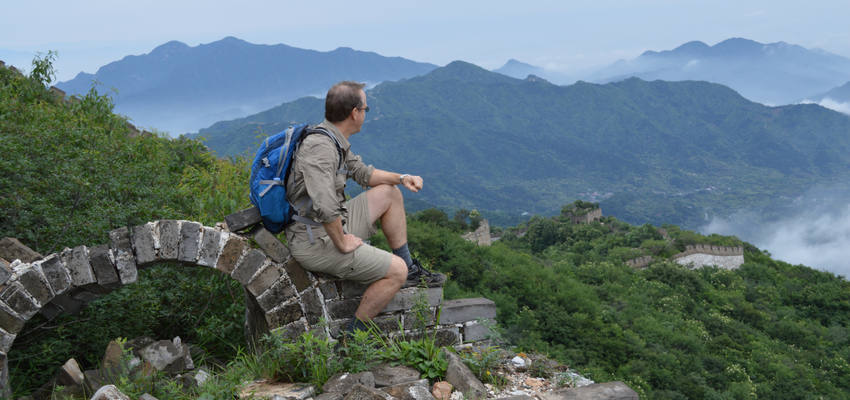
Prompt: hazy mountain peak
<box><xmin>501</xmin><ymin>59</ymin><xmax>536</xmax><ymax>69</ymax></box>
<box><xmin>425</xmin><ymin>60</ymin><xmax>516</xmax><ymax>83</ymax></box>
<box><xmin>151</xmin><ymin>40</ymin><xmax>190</xmax><ymax>54</ymax></box>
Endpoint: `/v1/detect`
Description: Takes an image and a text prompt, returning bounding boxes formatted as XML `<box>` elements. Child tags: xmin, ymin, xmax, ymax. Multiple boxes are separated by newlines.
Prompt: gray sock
<box><xmin>392</xmin><ymin>243</ymin><xmax>413</xmax><ymax>268</ymax></box>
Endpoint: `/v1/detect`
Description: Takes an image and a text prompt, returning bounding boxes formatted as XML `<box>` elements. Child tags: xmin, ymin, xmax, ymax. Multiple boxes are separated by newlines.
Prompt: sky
<box><xmin>2</xmin><ymin>0</ymin><xmax>850</xmax><ymax>81</ymax></box>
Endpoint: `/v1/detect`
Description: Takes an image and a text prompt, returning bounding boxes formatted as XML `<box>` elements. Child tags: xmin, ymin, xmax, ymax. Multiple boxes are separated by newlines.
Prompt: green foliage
<box><xmin>377</xmin><ymin>333</ymin><xmax>448</xmax><ymax>380</ymax></box>
<box><xmin>456</xmin><ymin>346</ymin><xmax>507</xmax><ymax>387</ymax></box>
<box><xmin>261</xmin><ymin>331</ymin><xmax>345</xmax><ymax>389</ymax></box>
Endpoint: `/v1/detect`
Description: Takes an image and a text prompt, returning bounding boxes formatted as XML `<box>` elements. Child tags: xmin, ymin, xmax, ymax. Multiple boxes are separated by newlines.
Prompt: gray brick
<box><xmin>215</xmin><ymin>234</ymin><xmax>247</xmax><ymax>275</ymax></box>
<box><xmin>327</xmin><ymin>298</ymin><xmax>360</xmax><ymax>320</ymax></box>
<box><xmin>131</xmin><ymin>223</ymin><xmax>157</xmax><ymax>265</ymax></box>
<box><xmin>197</xmin><ymin>228</ymin><xmax>223</xmax><ymax>267</ymax></box>
<box><xmin>38</xmin><ymin>254</ymin><xmax>72</xmax><ymax>295</ymax></box>
<box><xmin>383</xmin><ymin>287</ymin><xmax>442</xmax><ymax>313</ymax></box>
<box><xmin>224</xmin><ymin>207</ymin><xmax>261</xmax><ymax>232</ymax></box>
<box><xmin>340</xmin><ymin>281</ymin><xmax>369</xmax><ymax>298</ymax></box>
<box><xmin>50</xmin><ymin>292</ymin><xmax>85</xmax><ymax>315</ymax></box>
<box><xmin>462</xmin><ymin>320</ymin><xmax>494</xmax><ymax>343</ymax></box>
<box><xmin>318</xmin><ymin>280</ymin><xmax>339</xmax><ymax>301</ymax></box>
<box><xmin>88</xmin><ymin>245</ymin><xmax>120</xmax><ymax>289</ymax></box>
<box><xmin>283</xmin><ymin>259</ymin><xmax>312</xmax><ymax>291</ymax></box>
<box><xmin>178</xmin><ymin>221</ymin><xmax>203</xmax><ymax>263</ymax></box>
<box><xmin>0</xmin><ymin>303</ymin><xmax>24</xmax><ymax>333</ymax></box>
<box><xmin>18</xmin><ymin>265</ymin><xmax>54</xmax><ymax>305</ymax></box>
<box><xmin>70</xmin><ymin>289</ymin><xmax>100</xmax><ymax>303</ymax></box>
<box><xmin>252</xmin><ymin>227</ymin><xmax>289</xmax><ymax>263</ymax></box>
<box><xmin>300</xmin><ymin>288</ymin><xmax>325</xmax><ymax>325</ymax></box>
<box><xmin>0</xmin><ymin>237</ymin><xmax>42</xmax><ymax>263</ymax></box>
<box><xmin>246</xmin><ymin>263</ymin><xmax>284</xmax><ymax>297</ymax></box>
<box><xmin>0</xmin><ymin>260</ymin><xmax>10</xmax><ymax>286</ymax></box>
<box><xmin>108</xmin><ymin>227</ymin><xmax>132</xmax><ymax>251</ymax></box>
<box><xmin>61</xmin><ymin>246</ymin><xmax>96</xmax><ymax>287</ymax></box>
<box><xmin>265</xmin><ymin>303</ymin><xmax>304</xmax><ymax>328</ymax></box>
<box><xmin>231</xmin><ymin>249</ymin><xmax>267</xmax><ymax>285</ymax></box>
<box><xmin>407</xmin><ymin>327</ymin><xmax>459</xmax><ymax>347</ymax></box>
<box><xmin>39</xmin><ymin>302</ymin><xmax>64</xmax><ymax>320</ymax></box>
<box><xmin>438</xmin><ymin>298</ymin><xmax>496</xmax><ymax>325</ymax></box>
<box><xmin>256</xmin><ymin>276</ymin><xmax>296</xmax><ymax>312</ymax></box>
<box><xmin>403</xmin><ymin>307</ymin><xmax>436</xmax><ymax>330</ymax></box>
<box><xmin>0</xmin><ymin>282</ymin><xmax>39</xmax><ymax>319</ymax></box>
<box><xmin>268</xmin><ymin>319</ymin><xmax>307</xmax><ymax>341</ymax></box>
<box><xmin>111</xmin><ymin>249</ymin><xmax>137</xmax><ymax>285</ymax></box>
<box><xmin>157</xmin><ymin>220</ymin><xmax>180</xmax><ymax>260</ymax></box>
<box><xmin>372</xmin><ymin>314</ymin><xmax>402</xmax><ymax>334</ymax></box>
<box><xmin>0</xmin><ymin>327</ymin><xmax>15</xmax><ymax>353</ymax></box>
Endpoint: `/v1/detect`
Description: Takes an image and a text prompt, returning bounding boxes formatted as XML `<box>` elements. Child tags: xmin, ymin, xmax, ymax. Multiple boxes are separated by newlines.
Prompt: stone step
<box><xmin>438</xmin><ymin>298</ymin><xmax>496</xmax><ymax>325</ymax></box>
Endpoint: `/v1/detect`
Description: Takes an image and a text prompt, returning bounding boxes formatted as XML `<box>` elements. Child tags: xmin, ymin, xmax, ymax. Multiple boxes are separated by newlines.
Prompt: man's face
<box><xmin>354</xmin><ymin>90</ymin><xmax>368</xmax><ymax>133</ymax></box>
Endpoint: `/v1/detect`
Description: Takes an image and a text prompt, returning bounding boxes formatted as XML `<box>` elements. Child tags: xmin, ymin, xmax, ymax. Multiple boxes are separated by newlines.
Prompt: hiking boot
<box><xmin>403</xmin><ymin>259</ymin><xmax>446</xmax><ymax>288</ymax></box>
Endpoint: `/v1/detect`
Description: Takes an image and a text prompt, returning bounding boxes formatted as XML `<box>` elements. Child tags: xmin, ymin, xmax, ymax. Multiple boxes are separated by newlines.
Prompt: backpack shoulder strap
<box><xmin>302</xmin><ymin>126</ymin><xmax>346</xmax><ymax>172</ymax></box>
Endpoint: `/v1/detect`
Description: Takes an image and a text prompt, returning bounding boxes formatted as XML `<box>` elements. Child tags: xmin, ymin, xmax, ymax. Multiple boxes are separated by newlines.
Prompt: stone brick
<box><xmin>372</xmin><ymin>314</ymin><xmax>403</xmax><ymax>334</ymax></box>
<box><xmin>284</xmin><ymin>258</ymin><xmax>312</xmax><ymax>291</ymax></box>
<box><xmin>246</xmin><ymin>262</ymin><xmax>284</xmax><ymax>297</ymax></box>
<box><xmin>327</xmin><ymin>298</ymin><xmax>360</xmax><ymax>320</ymax></box>
<box><xmin>403</xmin><ymin>308</ymin><xmax>436</xmax><ymax>330</ymax></box>
<box><xmin>0</xmin><ymin>282</ymin><xmax>39</xmax><ymax>319</ymax></box>
<box><xmin>197</xmin><ymin>227</ymin><xmax>222</xmax><ymax>267</ymax></box>
<box><xmin>252</xmin><ymin>227</ymin><xmax>290</xmax><ymax>262</ymax></box>
<box><xmin>383</xmin><ymin>287</ymin><xmax>442</xmax><ymax>313</ymax></box>
<box><xmin>445</xmin><ymin>350</ymin><xmax>485</xmax><ymax>399</ymax></box>
<box><xmin>38</xmin><ymin>254</ymin><xmax>72</xmax><ymax>296</ymax></box>
<box><xmin>40</xmin><ymin>302</ymin><xmax>64</xmax><ymax>320</ymax></box>
<box><xmin>88</xmin><ymin>245</ymin><xmax>121</xmax><ymax>289</ymax></box>
<box><xmin>215</xmin><ymin>234</ymin><xmax>247</xmax><ymax>275</ymax></box>
<box><xmin>345</xmin><ymin>384</ymin><xmax>393</xmax><ymax>400</ymax></box>
<box><xmin>438</xmin><ymin>298</ymin><xmax>496</xmax><ymax>325</ymax></box>
<box><xmin>108</xmin><ymin>227</ymin><xmax>132</xmax><ymax>251</ymax></box>
<box><xmin>0</xmin><ymin>327</ymin><xmax>16</xmax><ymax>353</ymax></box>
<box><xmin>540</xmin><ymin>382</ymin><xmax>638</xmax><ymax>400</ymax></box>
<box><xmin>371</xmin><ymin>365</ymin><xmax>422</xmax><ymax>388</ymax></box>
<box><xmin>323</xmin><ymin>372</ymin><xmax>375</xmax><ymax>394</ymax></box>
<box><xmin>269</xmin><ymin>320</ymin><xmax>308</xmax><ymax>341</ymax></box>
<box><xmin>0</xmin><ymin>237</ymin><xmax>42</xmax><ymax>263</ymax></box>
<box><xmin>231</xmin><ymin>249</ymin><xmax>267</xmax><ymax>285</ymax></box>
<box><xmin>407</xmin><ymin>328</ymin><xmax>460</xmax><ymax>347</ymax></box>
<box><xmin>300</xmin><ymin>288</ymin><xmax>325</xmax><ymax>325</ymax></box>
<box><xmin>0</xmin><ymin>260</ymin><xmax>11</xmax><ymax>286</ymax></box>
<box><xmin>62</xmin><ymin>246</ymin><xmax>96</xmax><ymax>287</ymax></box>
<box><xmin>157</xmin><ymin>220</ymin><xmax>180</xmax><ymax>260</ymax></box>
<box><xmin>462</xmin><ymin>321</ymin><xmax>493</xmax><ymax>343</ymax></box>
<box><xmin>177</xmin><ymin>221</ymin><xmax>203</xmax><ymax>263</ymax></box>
<box><xmin>131</xmin><ymin>223</ymin><xmax>157</xmax><ymax>265</ymax></box>
<box><xmin>111</xmin><ymin>249</ymin><xmax>137</xmax><ymax>285</ymax></box>
<box><xmin>341</xmin><ymin>281</ymin><xmax>369</xmax><ymax>298</ymax></box>
<box><xmin>265</xmin><ymin>303</ymin><xmax>304</xmax><ymax>327</ymax></box>
<box><xmin>318</xmin><ymin>279</ymin><xmax>340</xmax><ymax>301</ymax></box>
<box><xmin>18</xmin><ymin>264</ymin><xmax>54</xmax><ymax>305</ymax></box>
<box><xmin>0</xmin><ymin>303</ymin><xmax>24</xmax><ymax>333</ymax></box>
<box><xmin>256</xmin><ymin>276</ymin><xmax>296</xmax><ymax>312</ymax></box>
<box><xmin>224</xmin><ymin>207</ymin><xmax>262</xmax><ymax>232</ymax></box>
<box><xmin>49</xmin><ymin>292</ymin><xmax>86</xmax><ymax>315</ymax></box>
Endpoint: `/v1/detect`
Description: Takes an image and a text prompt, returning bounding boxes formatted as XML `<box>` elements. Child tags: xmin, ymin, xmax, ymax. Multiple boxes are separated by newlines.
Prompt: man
<box><xmin>285</xmin><ymin>81</ymin><xmax>445</xmax><ymax>333</ymax></box>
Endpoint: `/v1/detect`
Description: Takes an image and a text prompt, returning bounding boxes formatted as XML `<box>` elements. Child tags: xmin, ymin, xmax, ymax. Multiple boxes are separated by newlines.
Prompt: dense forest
<box><xmin>3</xmin><ymin>56</ymin><xmax>850</xmax><ymax>399</ymax></box>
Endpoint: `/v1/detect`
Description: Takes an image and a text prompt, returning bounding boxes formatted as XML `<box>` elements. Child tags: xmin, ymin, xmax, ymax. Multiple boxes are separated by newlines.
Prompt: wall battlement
<box><xmin>672</xmin><ymin>244</ymin><xmax>743</xmax><ymax>259</ymax></box>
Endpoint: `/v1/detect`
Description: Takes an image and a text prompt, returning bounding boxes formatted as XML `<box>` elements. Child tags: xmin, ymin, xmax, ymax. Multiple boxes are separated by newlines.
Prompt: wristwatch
<box><xmin>399</xmin><ymin>174</ymin><xmax>410</xmax><ymax>185</ymax></box>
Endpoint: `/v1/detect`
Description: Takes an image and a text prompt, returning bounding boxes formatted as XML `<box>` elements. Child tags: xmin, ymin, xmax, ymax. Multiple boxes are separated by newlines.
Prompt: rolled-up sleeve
<box><xmin>300</xmin><ymin>136</ymin><xmax>345</xmax><ymax>223</ymax></box>
<box><xmin>346</xmin><ymin>151</ymin><xmax>374</xmax><ymax>187</ymax></box>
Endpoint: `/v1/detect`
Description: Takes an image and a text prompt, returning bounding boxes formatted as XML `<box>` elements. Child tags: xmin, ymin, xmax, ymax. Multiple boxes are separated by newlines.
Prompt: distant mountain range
<box><xmin>191</xmin><ymin>61</ymin><xmax>850</xmax><ymax>228</ymax></box>
<box><xmin>809</xmin><ymin>81</ymin><xmax>850</xmax><ymax>104</ymax></box>
<box><xmin>495</xmin><ymin>38</ymin><xmax>850</xmax><ymax>106</ymax></box>
<box><xmin>55</xmin><ymin>37</ymin><xmax>437</xmax><ymax>135</ymax></box>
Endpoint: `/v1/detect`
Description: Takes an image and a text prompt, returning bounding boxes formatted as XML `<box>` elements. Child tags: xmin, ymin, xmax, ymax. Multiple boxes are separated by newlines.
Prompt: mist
<box><xmin>702</xmin><ymin>188</ymin><xmax>850</xmax><ymax>277</ymax></box>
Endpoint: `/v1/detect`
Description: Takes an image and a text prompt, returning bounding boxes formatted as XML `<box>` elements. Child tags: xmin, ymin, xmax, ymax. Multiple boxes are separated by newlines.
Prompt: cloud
<box><xmin>817</xmin><ymin>97</ymin><xmax>850</xmax><ymax>115</ymax></box>
<box><xmin>702</xmin><ymin>188</ymin><xmax>850</xmax><ymax>277</ymax></box>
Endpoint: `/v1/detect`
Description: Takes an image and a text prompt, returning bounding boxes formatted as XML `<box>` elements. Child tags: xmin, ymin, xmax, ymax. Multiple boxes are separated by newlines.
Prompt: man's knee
<box><xmin>375</xmin><ymin>183</ymin><xmax>403</xmax><ymax>202</ymax></box>
<box><xmin>386</xmin><ymin>255</ymin><xmax>407</xmax><ymax>286</ymax></box>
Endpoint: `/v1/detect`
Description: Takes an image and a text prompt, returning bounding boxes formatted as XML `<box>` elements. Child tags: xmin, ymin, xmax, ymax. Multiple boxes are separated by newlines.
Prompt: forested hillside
<box><xmin>193</xmin><ymin>61</ymin><xmax>850</xmax><ymax>228</ymax></box>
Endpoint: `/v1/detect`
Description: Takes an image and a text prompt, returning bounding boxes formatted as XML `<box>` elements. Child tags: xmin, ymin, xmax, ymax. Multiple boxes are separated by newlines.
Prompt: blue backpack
<box><xmin>249</xmin><ymin>124</ymin><xmax>342</xmax><ymax>233</ymax></box>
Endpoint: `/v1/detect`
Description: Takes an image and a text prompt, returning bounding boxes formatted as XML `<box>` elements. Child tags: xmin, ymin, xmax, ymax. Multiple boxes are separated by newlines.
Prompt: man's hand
<box><xmin>337</xmin><ymin>233</ymin><xmax>363</xmax><ymax>253</ymax></box>
<box><xmin>401</xmin><ymin>175</ymin><xmax>424</xmax><ymax>192</ymax></box>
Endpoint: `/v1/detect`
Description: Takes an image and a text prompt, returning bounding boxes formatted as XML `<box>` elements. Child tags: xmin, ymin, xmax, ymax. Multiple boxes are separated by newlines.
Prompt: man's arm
<box><xmin>368</xmin><ymin>169</ymin><xmax>424</xmax><ymax>192</ymax></box>
<box><xmin>323</xmin><ymin>217</ymin><xmax>362</xmax><ymax>253</ymax></box>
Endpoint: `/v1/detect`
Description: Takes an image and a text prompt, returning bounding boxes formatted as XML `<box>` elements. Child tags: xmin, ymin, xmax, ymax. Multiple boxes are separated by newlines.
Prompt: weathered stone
<box><xmin>108</xmin><ymin>227</ymin><xmax>132</xmax><ymax>251</ymax></box>
<box><xmin>327</xmin><ymin>298</ymin><xmax>360</xmax><ymax>319</ymax></box>
<box><xmin>319</xmin><ymin>279</ymin><xmax>340</xmax><ymax>300</ymax></box>
<box><xmin>256</xmin><ymin>275</ymin><xmax>297</xmax><ymax>312</ymax></box>
<box><xmin>90</xmin><ymin>384</ymin><xmax>131</xmax><ymax>400</ymax></box>
<box><xmin>252</xmin><ymin>227</ymin><xmax>290</xmax><ymax>262</ymax></box>
<box><xmin>246</xmin><ymin>262</ymin><xmax>284</xmax><ymax>297</ymax></box>
<box><xmin>139</xmin><ymin>338</ymin><xmax>191</xmax><ymax>374</ymax></box>
<box><xmin>0</xmin><ymin>260</ymin><xmax>11</xmax><ymax>286</ymax></box>
<box><xmin>444</xmin><ymin>351</ymin><xmax>486</xmax><ymax>399</ymax></box>
<box><xmin>382</xmin><ymin>380</ymin><xmax>434</xmax><ymax>400</ymax></box>
<box><xmin>284</xmin><ymin>258</ymin><xmax>312</xmax><ymax>291</ymax></box>
<box><xmin>70</xmin><ymin>288</ymin><xmax>100</xmax><ymax>302</ymax></box>
<box><xmin>0</xmin><ymin>237</ymin><xmax>42</xmax><ymax>263</ymax></box>
<box><xmin>56</xmin><ymin>358</ymin><xmax>85</xmax><ymax>388</ymax></box>
<box><xmin>178</xmin><ymin>221</ymin><xmax>203</xmax><ymax>262</ymax></box>
<box><xmin>384</xmin><ymin>287</ymin><xmax>442</xmax><ymax>313</ymax></box>
<box><xmin>496</xmin><ymin>396</ymin><xmax>535</xmax><ymax>400</ymax></box>
<box><xmin>89</xmin><ymin>244</ymin><xmax>121</xmax><ymax>289</ymax></box>
<box><xmin>111</xmin><ymin>248</ymin><xmax>138</xmax><ymax>284</ymax></box>
<box><xmin>197</xmin><ymin>227</ymin><xmax>222</xmax><ymax>267</ymax></box>
<box><xmin>0</xmin><ymin>301</ymin><xmax>20</xmax><ymax>335</ymax></box>
<box><xmin>345</xmin><ymin>384</ymin><xmax>394</xmax><ymax>400</ymax></box>
<box><xmin>224</xmin><ymin>207</ymin><xmax>262</xmax><ymax>232</ymax></box>
<box><xmin>269</xmin><ymin>320</ymin><xmax>308</xmax><ymax>340</ymax></box>
<box><xmin>101</xmin><ymin>340</ymin><xmax>124</xmax><ymax>377</ymax></box>
<box><xmin>407</xmin><ymin>328</ymin><xmax>460</xmax><ymax>347</ymax></box>
<box><xmin>157</xmin><ymin>220</ymin><xmax>180</xmax><ymax>260</ymax></box>
<box><xmin>216</xmin><ymin>234</ymin><xmax>247</xmax><ymax>274</ymax></box>
<box><xmin>372</xmin><ymin>314</ymin><xmax>403</xmax><ymax>334</ymax></box>
<box><xmin>0</xmin><ymin>282</ymin><xmax>39</xmax><ymax>318</ymax></box>
<box><xmin>462</xmin><ymin>320</ymin><xmax>493</xmax><ymax>343</ymax></box>
<box><xmin>37</xmin><ymin>254</ymin><xmax>72</xmax><ymax>295</ymax></box>
<box><xmin>139</xmin><ymin>393</ymin><xmax>160</xmax><ymax>400</ymax></box>
<box><xmin>371</xmin><ymin>364</ymin><xmax>422</xmax><ymax>387</ymax></box>
<box><xmin>265</xmin><ymin>302</ymin><xmax>304</xmax><ymax>327</ymax></box>
<box><xmin>238</xmin><ymin>380</ymin><xmax>316</xmax><ymax>400</ymax></box>
<box><xmin>131</xmin><ymin>223</ymin><xmax>157</xmax><ymax>265</ymax></box>
<box><xmin>50</xmin><ymin>292</ymin><xmax>85</xmax><ymax>315</ymax></box>
<box><xmin>0</xmin><ymin>327</ymin><xmax>16</xmax><ymax>353</ymax></box>
<box><xmin>317</xmin><ymin>392</ymin><xmax>345</xmax><ymax>400</ymax></box>
<box><xmin>403</xmin><ymin>308</ymin><xmax>436</xmax><ymax>330</ymax></box>
<box><xmin>540</xmin><ymin>382</ymin><xmax>638</xmax><ymax>400</ymax></box>
<box><xmin>62</xmin><ymin>246</ymin><xmax>96</xmax><ymax>287</ymax></box>
<box><xmin>84</xmin><ymin>369</ymin><xmax>108</xmax><ymax>393</ymax></box>
<box><xmin>18</xmin><ymin>264</ymin><xmax>54</xmax><ymax>305</ymax></box>
<box><xmin>432</xmin><ymin>381</ymin><xmax>453</xmax><ymax>400</ymax></box>
<box><xmin>438</xmin><ymin>298</ymin><xmax>495</xmax><ymax>325</ymax></box>
<box><xmin>232</xmin><ymin>249</ymin><xmax>267</xmax><ymax>285</ymax></box>
<box><xmin>300</xmin><ymin>287</ymin><xmax>325</xmax><ymax>325</ymax></box>
<box><xmin>341</xmin><ymin>281</ymin><xmax>369</xmax><ymax>298</ymax></box>
<box><xmin>324</xmin><ymin>372</ymin><xmax>375</xmax><ymax>394</ymax></box>
<box><xmin>39</xmin><ymin>302</ymin><xmax>63</xmax><ymax>320</ymax></box>
<box><xmin>245</xmin><ymin>288</ymin><xmax>270</xmax><ymax>351</ymax></box>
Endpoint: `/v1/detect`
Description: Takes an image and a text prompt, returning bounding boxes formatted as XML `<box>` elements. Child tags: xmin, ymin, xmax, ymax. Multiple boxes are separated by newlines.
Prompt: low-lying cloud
<box><xmin>701</xmin><ymin>188</ymin><xmax>850</xmax><ymax>277</ymax></box>
<box><xmin>818</xmin><ymin>97</ymin><xmax>850</xmax><ymax>115</ymax></box>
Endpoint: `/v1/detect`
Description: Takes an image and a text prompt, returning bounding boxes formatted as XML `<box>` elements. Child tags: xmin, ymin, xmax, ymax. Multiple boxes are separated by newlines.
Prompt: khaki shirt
<box><xmin>285</xmin><ymin>120</ymin><xmax>374</xmax><ymax>241</ymax></box>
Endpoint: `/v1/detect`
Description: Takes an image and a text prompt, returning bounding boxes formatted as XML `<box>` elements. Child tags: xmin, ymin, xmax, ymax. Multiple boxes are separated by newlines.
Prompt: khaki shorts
<box><xmin>287</xmin><ymin>192</ymin><xmax>392</xmax><ymax>284</ymax></box>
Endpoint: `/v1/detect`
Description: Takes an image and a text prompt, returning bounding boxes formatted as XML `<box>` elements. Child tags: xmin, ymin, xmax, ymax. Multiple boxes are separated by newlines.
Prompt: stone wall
<box><xmin>0</xmin><ymin>209</ymin><xmax>498</xmax><ymax>394</ymax></box>
<box><xmin>570</xmin><ymin>208</ymin><xmax>602</xmax><ymax>224</ymax></box>
<box><xmin>625</xmin><ymin>256</ymin><xmax>653</xmax><ymax>269</ymax></box>
<box><xmin>672</xmin><ymin>245</ymin><xmax>744</xmax><ymax>270</ymax></box>
<box><xmin>461</xmin><ymin>219</ymin><xmax>491</xmax><ymax>246</ymax></box>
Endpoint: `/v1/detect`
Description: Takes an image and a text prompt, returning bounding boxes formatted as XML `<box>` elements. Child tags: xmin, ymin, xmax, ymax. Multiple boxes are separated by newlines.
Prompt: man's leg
<box><xmin>365</xmin><ymin>184</ymin><xmax>407</xmax><ymax>248</ymax></box>
<box><xmin>353</xmin><ymin>255</ymin><xmax>406</xmax><ymax>321</ymax></box>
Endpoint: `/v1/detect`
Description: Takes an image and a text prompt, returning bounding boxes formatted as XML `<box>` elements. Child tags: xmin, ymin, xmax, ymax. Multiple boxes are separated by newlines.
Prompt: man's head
<box><xmin>325</xmin><ymin>81</ymin><xmax>367</xmax><ymax>123</ymax></box>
